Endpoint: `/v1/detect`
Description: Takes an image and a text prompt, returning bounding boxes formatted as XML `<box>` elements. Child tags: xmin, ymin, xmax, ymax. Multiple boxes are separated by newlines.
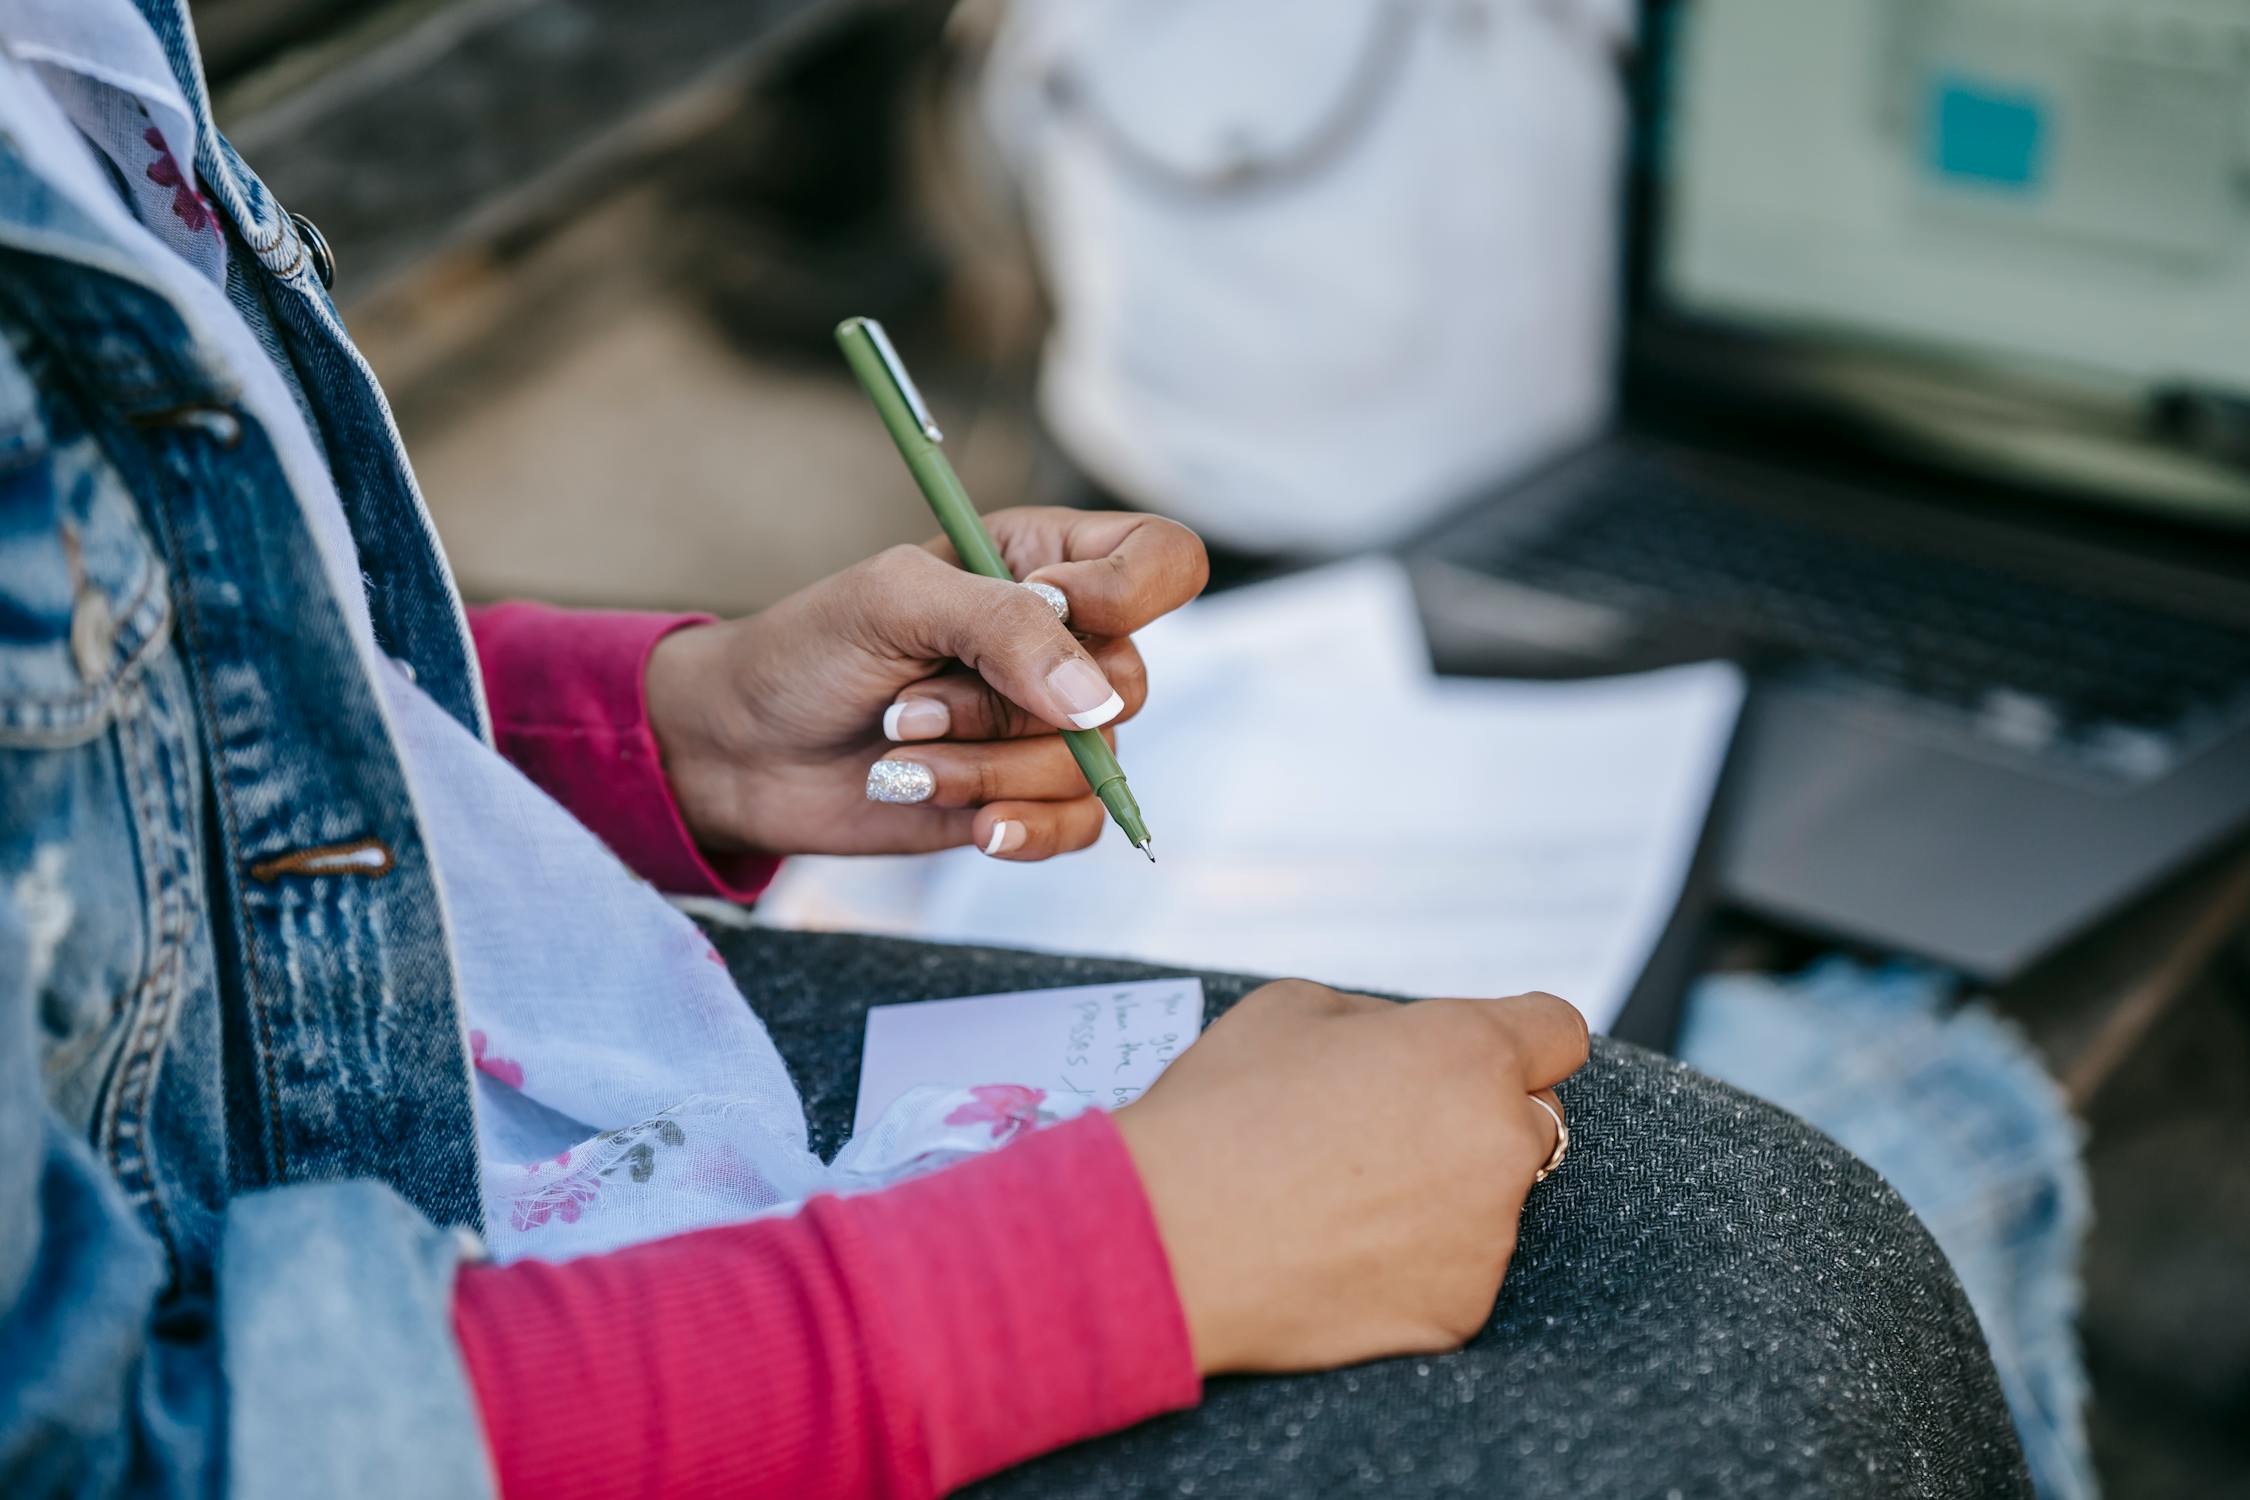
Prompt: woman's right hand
<box><xmin>1113</xmin><ymin>980</ymin><xmax>1587</xmax><ymax>1376</ymax></box>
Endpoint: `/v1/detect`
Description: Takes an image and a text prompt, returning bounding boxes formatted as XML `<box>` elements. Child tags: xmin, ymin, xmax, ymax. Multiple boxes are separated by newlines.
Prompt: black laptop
<box><xmin>1410</xmin><ymin>0</ymin><xmax>2250</xmax><ymax>980</ymax></box>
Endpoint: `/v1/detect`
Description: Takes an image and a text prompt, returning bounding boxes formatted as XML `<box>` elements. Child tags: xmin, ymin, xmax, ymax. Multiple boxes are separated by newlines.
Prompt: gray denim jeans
<box><xmin>720</xmin><ymin>925</ymin><xmax>2032</xmax><ymax>1499</ymax></box>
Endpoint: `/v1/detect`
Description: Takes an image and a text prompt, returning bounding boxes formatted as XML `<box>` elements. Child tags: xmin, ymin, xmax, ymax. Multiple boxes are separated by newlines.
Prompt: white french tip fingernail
<box><xmin>1066</xmin><ymin>690</ymin><xmax>1125</xmax><ymax>731</ymax></box>
<box><xmin>883</xmin><ymin>698</ymin><xmax>950</xmax><ymax>742</ymax></box>
<box><xmin>983</xmin><ymin>820</ymin><xmax>1025</xmax><ymax>856</ymax></box>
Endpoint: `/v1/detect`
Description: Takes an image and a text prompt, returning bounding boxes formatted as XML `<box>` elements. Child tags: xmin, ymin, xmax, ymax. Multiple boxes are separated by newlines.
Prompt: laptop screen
<box><xmin>1647</xmin><ymin>0</ymin><xmax>2250</xmax><ymax>521</ymax></box>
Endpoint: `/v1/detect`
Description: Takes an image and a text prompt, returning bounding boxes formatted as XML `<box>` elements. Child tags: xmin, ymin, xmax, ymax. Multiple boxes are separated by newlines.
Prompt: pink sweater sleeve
<box><xmin>453</xmin><ymin>1110</ymin><xmax>1201</xmax><ymax>1499</ymax></box>
<box><xmin>466</xmin><ymin>601</ymin><xmax>778</xmax><ymax>901</ymax></box>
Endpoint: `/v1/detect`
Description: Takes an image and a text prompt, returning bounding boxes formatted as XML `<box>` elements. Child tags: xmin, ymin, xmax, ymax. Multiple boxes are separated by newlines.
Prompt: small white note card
<box><xmin>852</xmin><ymin>979</ymin><xmax>1206</xmax><ymax>1138</ymax></box>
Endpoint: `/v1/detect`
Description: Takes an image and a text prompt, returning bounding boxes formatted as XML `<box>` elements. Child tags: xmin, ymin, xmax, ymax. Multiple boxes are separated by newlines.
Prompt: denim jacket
<box><xmin>2</xmin><ymin>6</ymin><xmax>500</xmax><ymax>1495</ymax></box>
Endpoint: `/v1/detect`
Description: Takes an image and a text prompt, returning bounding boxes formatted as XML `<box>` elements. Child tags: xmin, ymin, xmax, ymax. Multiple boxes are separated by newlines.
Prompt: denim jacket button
<box><xmin>289</xmin><ymin>212</ymin><xmax>336</xmax><ymax>291</ymax></box>
<box><xmin>70</xmin><ymin>586</ymin><xmax>115</xmax><ymax>680</ymax></box>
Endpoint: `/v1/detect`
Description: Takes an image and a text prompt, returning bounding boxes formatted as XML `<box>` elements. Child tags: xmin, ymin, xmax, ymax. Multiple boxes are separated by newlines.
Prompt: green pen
<box><xmin>836</xmin><ymin>316</ymin><xmax>1155</xmax><ymax>863</ymax></box>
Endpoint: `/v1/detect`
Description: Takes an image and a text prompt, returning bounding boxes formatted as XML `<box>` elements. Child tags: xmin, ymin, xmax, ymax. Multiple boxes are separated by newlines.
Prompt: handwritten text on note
<box><xmin>852</xmin><ymin>979</ymin><xmax>1205</xmax><ymax>1138</ymax></box>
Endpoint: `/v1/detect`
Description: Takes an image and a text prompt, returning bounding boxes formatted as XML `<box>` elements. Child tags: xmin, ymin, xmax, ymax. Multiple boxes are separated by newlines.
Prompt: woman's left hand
<box><xmin>644</xmin><ymin>507</ymin><xmax>1208</xmax><ymax>861</ymax></box>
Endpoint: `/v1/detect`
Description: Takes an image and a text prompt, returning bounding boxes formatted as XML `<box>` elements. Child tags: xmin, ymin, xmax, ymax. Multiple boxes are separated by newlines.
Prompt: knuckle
<box><xmin>870</xmin><ymin>542</ymin><xmax>934</xmax><ymax>585</ymax></box>
<box><xmin>1000</xmin><ymin>586</ymin><xmax>1064</xmax><ymax>637</ymax></box>
<box><xmin>1064</xmin><ymin>803</ymin><xmax>1105</xmax><ymax>851</ymax></box>
<box><xmin>1484</xmin><ymin>1018</ymin><xmax>1526</xmax><ymax>1071</ymax></box>
<box><xmin>854</xmin><ymin>548</ymin><xmax>945</xmax><ymax>639</ymax></box>
<box><xmin>979</xmin><ymin>596</ymin><xmax>1069</xmax><ymax>680</ymax></box>
<box><xmin>1479</xmin><ymin>1001</ymin><xmax>1533</xmax><ymax>1054</ymax></box>
<box><xmin>1426</xmin><ymin>999</ymin><xmax>1519</xmax><ymax>1062</ymax></box>
<box><xmin>1427</xmin><ymin>1292</ymin><xmax>1501</xmax><ymax>1354</ymax></box>
<box><xmin>1234</xmin><ymin>984</ymin><xmax>1281</xmax><ymax>1019</ymax></box>
<box><xmin>1520</xmin><ymin>989</ymin><xmax>1592</xmax><ymax>1058</ymax></box>
<box><xmin>1106</xmin><ymin>646</ymin><xmax>1150</xmax><ymax>708</ymax></box>
<box><xmin>1565</xmin><ymin>998</ymin><xmax>1594</xmax><ymax>1056</ymax></box>
<box><xmin>969</xmin><ymin>680</ymin><xmax>1026</xmax><ymax>737</ymax></box>
<box><xmin>1244</xmin><ymin>978</ymin><xmax>1324</xmax><ymax>1016</ymax></box>
<box><xmin>1438</xmin><ymin>1315</ymin><xmax>1482</xmax><ymax>1350</ymax></box>
<box><xmin>1152</xmin><ymin>517</ymin><xmax>1211</xmax><ymax>593</ymax></box>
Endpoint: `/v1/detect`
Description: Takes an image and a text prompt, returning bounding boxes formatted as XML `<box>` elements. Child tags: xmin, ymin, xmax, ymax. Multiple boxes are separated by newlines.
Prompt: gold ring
<box><xmin>1528</xmin><ymin>1094</ymin><xmax>1569</xmax><ymax>1183</ymax></box>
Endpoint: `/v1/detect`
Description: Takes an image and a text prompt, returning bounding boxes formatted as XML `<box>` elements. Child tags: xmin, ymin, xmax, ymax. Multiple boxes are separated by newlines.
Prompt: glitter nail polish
<box><xmin>865</xmin><ymin>759</ymin><xmax>937</xmax><ymax>804</ymax></box>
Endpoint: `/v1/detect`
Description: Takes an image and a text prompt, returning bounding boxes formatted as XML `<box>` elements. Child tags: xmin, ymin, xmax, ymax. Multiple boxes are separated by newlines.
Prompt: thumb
<box><xmin>866</xmin><ymin>545</ymin><xmax>1125</xmax><ymax>732</ymax></box>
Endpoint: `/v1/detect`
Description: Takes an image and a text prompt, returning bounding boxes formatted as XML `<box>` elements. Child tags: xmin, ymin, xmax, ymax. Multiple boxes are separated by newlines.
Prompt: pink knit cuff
<box><xmin>466</xmin><ymin>601</ymin><xmax>780</xmax><ymax>902</ymax></box>
<box><xmin>454</xmin><ymin>1110</ymin><xmax>1201</xmax><ymax>1499</ymax></box>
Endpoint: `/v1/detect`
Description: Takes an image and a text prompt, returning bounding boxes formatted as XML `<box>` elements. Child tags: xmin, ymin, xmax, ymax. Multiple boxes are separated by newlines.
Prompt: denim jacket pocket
<box><xmin>0</xmin><ymin>325</ymin><xmax>174</xmax><ymax>749</ymax></box>
<box><xmin>0</xmin><ymin>322</ymin><xmax>207</xmax><ymax>1254</ymax></box>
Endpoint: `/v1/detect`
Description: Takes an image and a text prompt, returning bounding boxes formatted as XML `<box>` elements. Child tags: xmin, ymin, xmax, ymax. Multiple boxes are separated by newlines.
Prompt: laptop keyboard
<box><xmin>1471</xmin><ymin>456</ymin><xmax>2250</xmax><ymax>783</ymax></box>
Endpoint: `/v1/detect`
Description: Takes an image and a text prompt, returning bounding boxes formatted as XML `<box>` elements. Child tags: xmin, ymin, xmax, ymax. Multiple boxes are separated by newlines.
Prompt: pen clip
<box><xmin>860</xmin><ymin>319</ymin><xmax>943</xmax><ymax>444</ymax></box>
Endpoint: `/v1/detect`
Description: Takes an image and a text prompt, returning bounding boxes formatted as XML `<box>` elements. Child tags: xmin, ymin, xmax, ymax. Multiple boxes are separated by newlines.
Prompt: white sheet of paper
<box><xmin>852</xmin><ymin>978</ymin><xmax>1206</xmax><ymax>1137</ymax></box>
<box><xmin>765</xmin><ymin>560</ymin><xmax>1744</xmax><ymax>1035</ymax></box>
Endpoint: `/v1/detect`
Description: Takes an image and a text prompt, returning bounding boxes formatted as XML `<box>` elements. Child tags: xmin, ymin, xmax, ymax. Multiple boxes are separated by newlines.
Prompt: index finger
<box><xmin>924</xmin><ymin>507</ymin><xmax>1210</xmax><ymax>639</ymax></box>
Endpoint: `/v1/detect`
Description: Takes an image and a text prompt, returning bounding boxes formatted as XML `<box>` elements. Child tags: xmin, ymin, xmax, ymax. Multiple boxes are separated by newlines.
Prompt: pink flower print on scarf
<box><xmin>143</xmin><ymin>127</ymin><xmax>217</xmax><ymax>234</ymax></box>
<box><xmin>943</xmin><ymin>1084</ymin><xmax>1049</xmax><ymax>1143</ymax></box>
<box><xmin>509</xmin><ymin>1149</ymin><xmax>600</xmax><ymax>1231</ymax></box>
<box><xmin>469</xmin><ymin>1029</ymin><xmax>525</xmax><ymax>1089</ymax></box>
<box><xmin>507</xmin><ymin>1119</ymin><xmax>688</xmax><ymax>1232</ymax></box>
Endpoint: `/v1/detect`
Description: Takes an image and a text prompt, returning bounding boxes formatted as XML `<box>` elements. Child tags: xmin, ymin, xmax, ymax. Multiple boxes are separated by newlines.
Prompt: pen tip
<box><xmin>1136</xmin><ymin>840</ymin><xmax>1155</xmax><ymax>864</ymax></box>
